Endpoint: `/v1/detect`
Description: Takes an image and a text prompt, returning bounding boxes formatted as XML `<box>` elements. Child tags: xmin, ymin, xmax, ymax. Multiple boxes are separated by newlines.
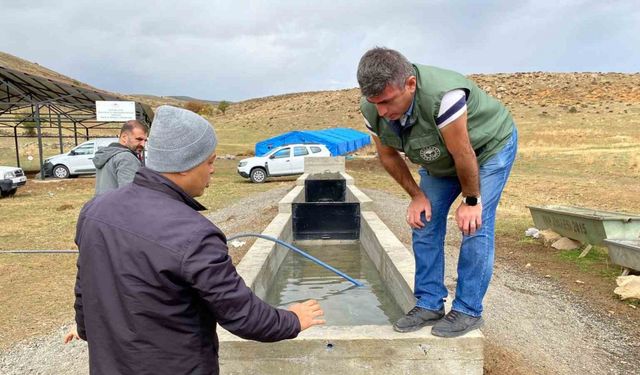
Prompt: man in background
<box><xmin>70</xmin><ymin>106</ymin><xmax>324</xmax><ymax>374</ymax></box>
<box><xmin>93</xmin><ymin>120</ymin><xmax>148</xmax><ymax>195</ymax></box>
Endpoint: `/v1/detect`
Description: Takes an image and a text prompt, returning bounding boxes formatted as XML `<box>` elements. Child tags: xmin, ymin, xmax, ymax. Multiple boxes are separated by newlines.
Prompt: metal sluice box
<box><xmin>603</xmin><ymin>239</ymin><xmax>640</xmax><ymax>272</ymax></box>
<box><xmin>292</xmin><ymin>202</ymin><xmax>360</xmax><ymax>240</ymax></box>
<box><xmin>304</xmin><ymin>176</ymin><xmax>346</xmax><ymax>203</ymax></box>
<box><xmin>527</xmin><ymin>205</ymin><xmax>640</xmax><ymax>245</ymax></box>
<box><xmin>292</xmin><ymin>172</ymin><xmax>359</xmax><ymax>240</ymax></box>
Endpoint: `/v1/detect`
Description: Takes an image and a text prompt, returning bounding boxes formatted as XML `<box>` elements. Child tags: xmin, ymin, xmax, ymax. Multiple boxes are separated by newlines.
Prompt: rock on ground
<box><xmin>614</xmin><ymin>276</ymin><xmax>640</xmax><ymax>300</ymax></box>
<box><xmin>538</xmin><ymin>229</ymin><xmax>562</xmax><ymax>246</ymax></box>
<box><xmin>551</xmin><ymin>237</ymin><xmax>582</xmax><ymax>250</ymax></box>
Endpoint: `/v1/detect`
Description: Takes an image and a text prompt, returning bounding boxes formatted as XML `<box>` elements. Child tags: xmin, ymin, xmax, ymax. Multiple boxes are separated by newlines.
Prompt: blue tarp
<box><xmin>255</xmin><ymin>128</ymin><xmax>371</xmax><ymax>156</ymax></box>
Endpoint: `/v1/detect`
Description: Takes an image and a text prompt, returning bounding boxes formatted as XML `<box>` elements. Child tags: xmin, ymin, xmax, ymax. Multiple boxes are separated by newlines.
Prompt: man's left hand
<box><xmin>63</xmin><ymin>327</ymin><xmax>80</xmax><ymax>344</ymax></box>
<box><xmin>455</xmin><ymin>203</ymin><xmax>483</xmax><ymax>236</ymax></box>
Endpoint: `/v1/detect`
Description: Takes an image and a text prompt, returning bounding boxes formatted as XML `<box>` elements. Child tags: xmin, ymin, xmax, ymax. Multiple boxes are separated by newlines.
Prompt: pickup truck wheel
<box><xmin>52</xmin><ymin>165</ymin><xmax>70</xmax><ymax>179</ymax></box>
<box><xmin>250</xmin><ymin>168</ymin><xmax>267</xmax><ymax>183</ymax></box>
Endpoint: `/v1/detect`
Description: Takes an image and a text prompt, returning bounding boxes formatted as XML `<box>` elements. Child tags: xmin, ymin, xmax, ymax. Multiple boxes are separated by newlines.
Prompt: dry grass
<box><xmin>349</xmin><ymin>101</ymin><xmax>640</xmax><ymax>236</ymax></box>
<box><xmin>0</xmin><ymin>254</ymin><xmax>76</xmax><ymax>349</ymax></box>
<box><xmin>0</xmin><ymin>160</ymin><xmax>282</xmax><ymax>251</ymax></box>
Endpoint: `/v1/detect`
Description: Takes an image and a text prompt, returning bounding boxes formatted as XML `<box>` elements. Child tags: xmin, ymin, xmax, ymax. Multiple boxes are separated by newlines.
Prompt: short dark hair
<box><xmin>120</xmin><ymin>120</ymin><xmax>149</xmax><ymax>136</ymax></box>
<box><xmin>357</xmin><ymin>47</ymin><xmax>415</xmax><ymax>97</ymax></box>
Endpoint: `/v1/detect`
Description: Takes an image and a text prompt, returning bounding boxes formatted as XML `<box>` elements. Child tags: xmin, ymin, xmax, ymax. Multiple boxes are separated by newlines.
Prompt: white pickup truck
<box><xmin>42</xmin><ymin>138</ymin><xmax>118</xmax><ymax>178</ymax></box>
<box><xmin>237</xmin><ymin>143</ymin><xmax>331</xmax><ymax>183</ymax></box>
<box><xmin>0</xmin><ymin>166</ymin><xmax>27</xmax><ymax>197</ymax></box>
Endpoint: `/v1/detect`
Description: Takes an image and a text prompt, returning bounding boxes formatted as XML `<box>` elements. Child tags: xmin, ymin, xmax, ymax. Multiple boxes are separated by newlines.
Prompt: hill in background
<box><xmin>206</xmin><ymin>72</ymin><xmax>639</xmax><ymax>150</ymax></box>
<box><xmin>167</xmin><ymin>96</ymin><xmax>220</xmax><ymax>105</ymax></box>
<box><xmin>0</xmin><ymin>51</ymin><xmax>95</xmax><ymax>89</ymax></box>
<box><xmin>1</xmin><ymin>50</ymin><xmax>639</xmax><ymax>155</ymax></box>
<box><xmin>0</xmin><ymin>51</ymin><xmax>188</xmax><ymax>108</ymax></box>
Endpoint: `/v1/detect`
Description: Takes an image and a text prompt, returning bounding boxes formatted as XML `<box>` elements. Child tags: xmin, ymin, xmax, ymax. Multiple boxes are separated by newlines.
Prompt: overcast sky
<box><xmin>1</xmin><ymin>0</ymin><xmax>638</xmax><ymax>101</ymax></box>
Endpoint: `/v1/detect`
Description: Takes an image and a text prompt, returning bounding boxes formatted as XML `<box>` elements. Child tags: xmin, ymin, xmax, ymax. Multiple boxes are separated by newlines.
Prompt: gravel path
<box><xmin>1</xmin><ymin>185</ymin><xmax>637</xmax><ymax>374</ymax></box>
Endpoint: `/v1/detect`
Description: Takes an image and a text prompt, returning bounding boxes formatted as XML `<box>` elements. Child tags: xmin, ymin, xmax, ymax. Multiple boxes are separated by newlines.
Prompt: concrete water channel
<box><xmin>218</xmin><ymin>158</ymin><xmax>483</xmax><ymax>374</ymax></box>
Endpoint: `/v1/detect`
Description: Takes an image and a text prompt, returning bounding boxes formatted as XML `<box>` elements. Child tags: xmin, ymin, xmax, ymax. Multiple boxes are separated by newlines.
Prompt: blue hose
<box><xmin>227</xmin><ymin>233</ymin><xmax>364</xmax><ymax>287</ymax></box>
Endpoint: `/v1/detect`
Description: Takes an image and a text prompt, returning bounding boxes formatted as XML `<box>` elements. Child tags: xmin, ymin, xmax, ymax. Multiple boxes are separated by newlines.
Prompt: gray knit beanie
<box><xmin>146</xmin><ymin>105</ymin><xmax>217</xmax><ymax>172</ymax></box>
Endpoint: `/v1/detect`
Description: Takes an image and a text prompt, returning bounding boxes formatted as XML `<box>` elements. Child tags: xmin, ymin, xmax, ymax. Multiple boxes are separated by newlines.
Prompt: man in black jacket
<box><xmin>70</xmin><ymin>105</ymin><xmax>324</xmax><ymax>374</ymax></box>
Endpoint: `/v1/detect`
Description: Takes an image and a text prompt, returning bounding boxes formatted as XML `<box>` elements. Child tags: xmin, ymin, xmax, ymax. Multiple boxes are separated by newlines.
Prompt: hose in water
<box><xmin>227</xmin><ymin>233</ymin><xmax>364</xmax><ymax>287</ymax></box>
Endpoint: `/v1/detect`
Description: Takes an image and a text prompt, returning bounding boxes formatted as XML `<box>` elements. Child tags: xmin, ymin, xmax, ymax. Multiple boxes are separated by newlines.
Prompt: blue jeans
<box><xmin>412</xmin><ymin>127</ymin><xmax>518</xmax><ymax>317</ymax></box>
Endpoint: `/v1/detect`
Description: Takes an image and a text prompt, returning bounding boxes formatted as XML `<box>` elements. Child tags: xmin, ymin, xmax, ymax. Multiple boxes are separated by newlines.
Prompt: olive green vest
<box><xmin>361</xmin><ymin>64</ymin><xmax>514</xmax><ymax>177</ymax></box>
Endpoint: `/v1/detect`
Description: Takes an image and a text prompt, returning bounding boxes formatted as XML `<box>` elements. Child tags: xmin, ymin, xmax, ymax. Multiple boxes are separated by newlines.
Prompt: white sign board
<box><xmin>96</xmin><ymin>101</ymin><xmax>136</xmax><ymax>121</ymax></box>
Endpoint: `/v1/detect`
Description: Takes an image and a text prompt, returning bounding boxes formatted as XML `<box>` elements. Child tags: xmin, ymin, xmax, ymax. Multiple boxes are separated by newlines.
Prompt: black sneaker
<box><xmin>393</xmin><ymin>306</ymin><xmax>445</xmax><ymax>333</ymax></box>
<box><xmin>431</xmin><ymin>310</ymin><xmax>484</xmax><ymax>338</ymax></box>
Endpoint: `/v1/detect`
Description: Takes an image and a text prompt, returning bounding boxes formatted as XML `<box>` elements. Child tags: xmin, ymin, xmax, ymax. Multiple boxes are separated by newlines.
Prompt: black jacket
<box><xmin>74</xmin><ymin>167</ymin><xmax>300</xmax><ymax>375</ymax></box>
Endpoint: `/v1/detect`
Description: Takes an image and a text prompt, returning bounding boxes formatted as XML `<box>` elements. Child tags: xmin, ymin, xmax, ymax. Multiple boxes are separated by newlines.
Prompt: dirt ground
<box><xmin>495</xmin><ymin>237</ymin><xmax>639</xmax><ymax>322</ymax></box>
<box><xmin>487</xmin><ymin>237</ymin><xmax>640</xmax><ymax>374</ymax></box>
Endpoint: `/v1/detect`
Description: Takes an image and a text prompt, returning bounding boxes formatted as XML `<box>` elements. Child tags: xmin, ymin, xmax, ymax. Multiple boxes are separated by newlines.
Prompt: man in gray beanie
<box><xmin>70</xmin><ymin>105</ymin><xmax>324</xmax><ymax>375</ymax></box>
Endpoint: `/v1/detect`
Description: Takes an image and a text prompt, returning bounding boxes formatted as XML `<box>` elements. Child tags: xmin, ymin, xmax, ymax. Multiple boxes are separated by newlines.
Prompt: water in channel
<box><xmin>264</xmin><ymin>243</ymin><xmax>404</xmax><ymax>326</ymax></box>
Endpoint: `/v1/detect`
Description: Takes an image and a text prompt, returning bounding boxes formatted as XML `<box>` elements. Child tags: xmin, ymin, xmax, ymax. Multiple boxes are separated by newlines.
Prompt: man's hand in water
<box><xmin>288</xmin><ymin>299</ymin><xmax>325</xmax><ymax>330</ymax></box>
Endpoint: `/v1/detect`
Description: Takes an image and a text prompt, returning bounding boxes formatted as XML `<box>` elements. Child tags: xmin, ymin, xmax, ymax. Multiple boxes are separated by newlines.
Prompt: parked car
<box><xmin>237</xmin><ymin>144</ymin><xmax>331</xmax><ymax>183</ymax></box>
<box><xmin>42</xmin><ymin>138</ymin><xmax>118</xmax><ymax>179</ymax></box>
<box><xmin>0</xmin><ymin>165</ymin><xmax>27</xmax><ymax>197</ymax></box>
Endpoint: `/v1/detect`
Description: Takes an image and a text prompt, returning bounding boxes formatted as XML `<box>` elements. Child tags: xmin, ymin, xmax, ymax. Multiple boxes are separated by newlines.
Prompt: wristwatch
<box><xmin>462</xmin><ymin>195</ymin><xmax>481</xmax><ymax>206</ymax></box>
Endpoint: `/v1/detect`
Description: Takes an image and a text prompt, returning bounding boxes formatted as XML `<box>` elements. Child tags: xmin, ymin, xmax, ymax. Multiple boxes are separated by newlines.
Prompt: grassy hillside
<box><xmin>0</xmin><ymin>51</ymin><xmax>187</xmax><ymax>109</ymax></box>
<box><xmin>0</xmin><ymin>52</ymin><xmax>96</xmax><ymax>89</ymax></box>
<box><xmin>204</xmin><ymin>72</ymin><xmax>640</xmax><ymax>155</ymax></box>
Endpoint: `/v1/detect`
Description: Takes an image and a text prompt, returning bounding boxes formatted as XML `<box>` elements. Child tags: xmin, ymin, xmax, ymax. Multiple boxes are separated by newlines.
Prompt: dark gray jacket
<box><xmin>93</xmin><ymin>143</ymin><xmax>141</xmax><ymax>195</ymax></box>
<box><xmin>74</xmin><ymin>168</ymin><xmax>300</xmax><ymax>375</ymax></box>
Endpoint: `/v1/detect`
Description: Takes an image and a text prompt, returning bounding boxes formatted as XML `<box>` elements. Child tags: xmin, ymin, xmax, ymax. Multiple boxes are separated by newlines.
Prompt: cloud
<box><xmin>0</xmin><ymin>0</ymin><xmax>638</xmax><ymax>100</ymax></box>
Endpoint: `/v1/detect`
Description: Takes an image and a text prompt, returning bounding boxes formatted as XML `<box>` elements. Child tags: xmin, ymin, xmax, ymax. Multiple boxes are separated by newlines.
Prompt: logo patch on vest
<box><xmin>419</xmin><ymin>146</ymin><xmax>441</xmax><ymax>162</ymax></box>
